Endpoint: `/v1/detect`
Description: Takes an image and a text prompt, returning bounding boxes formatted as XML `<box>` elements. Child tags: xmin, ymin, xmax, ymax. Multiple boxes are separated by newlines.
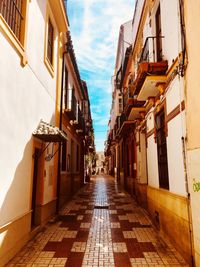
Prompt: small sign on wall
<box><xmin>193</xmin><ymin>179</ymin><xmax>200</xmax><ymax>192</ymax></box>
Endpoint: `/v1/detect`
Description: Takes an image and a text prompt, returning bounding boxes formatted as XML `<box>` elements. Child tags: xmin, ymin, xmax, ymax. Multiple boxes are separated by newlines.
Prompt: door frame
<box><xmin>30</xmin><ymin>141</ymin><xmax>44</xmax><ymax>228</ymax></box>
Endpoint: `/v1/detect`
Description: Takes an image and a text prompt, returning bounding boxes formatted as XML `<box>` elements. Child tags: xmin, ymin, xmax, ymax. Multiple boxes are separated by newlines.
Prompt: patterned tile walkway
<box><xmin>6</xmin><ymin>175</ymin><xmax>188</xmax><ymax>267</ymax></box>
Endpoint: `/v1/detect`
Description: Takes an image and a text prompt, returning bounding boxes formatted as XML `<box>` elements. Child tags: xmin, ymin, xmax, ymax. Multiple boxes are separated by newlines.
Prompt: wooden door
<box><xmin>31</xmin><ymin>148</ymin><xmax>40</xmax><ymax>227</ymax></box>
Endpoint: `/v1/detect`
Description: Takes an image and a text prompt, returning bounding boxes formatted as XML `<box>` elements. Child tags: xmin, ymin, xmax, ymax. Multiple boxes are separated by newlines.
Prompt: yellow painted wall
<box><xmin>184</xmin><ymin>1</ymin><xmax>200</xmax><ymax>264</ymax></box>
<box><xmin>147</xmin><ymin>186</ymin><xmax>192</xmax><ymax>265</ymax></box>
<box><xmin>184</xmin><ymin>0</ymin><xmax>200</xmax><ymax>150</ymax></box>
<box><xmin>0</xmin><ymin>212</ymin><xmax>31</xmax><ymax>267</ymax></box>
<box><xmin>136</xmin><ymin>183</ymin><xmax>147</xmax><ymax>208</ymax></box>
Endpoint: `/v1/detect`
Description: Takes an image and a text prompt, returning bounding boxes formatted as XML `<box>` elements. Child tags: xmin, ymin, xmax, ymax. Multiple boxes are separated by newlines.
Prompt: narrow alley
<box><xmin>6</xmin><ymin>175</ymin><xmax>188</xmax><ymax>267</ymax></box>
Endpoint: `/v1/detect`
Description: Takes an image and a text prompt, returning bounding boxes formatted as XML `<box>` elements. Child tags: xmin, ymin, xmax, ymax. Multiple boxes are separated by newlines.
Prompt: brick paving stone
<box><xmin>65</xmin><ymin>252</ymin><xmax>84</xmax><ymax>267</ymax></box>
<box><xmin>6</xmin><ymin>175</ymin><xmax>189</xmax><ymax>267</ymax></box>
<box><xmin>114</xmin><ymin>253</ymin><xmax>132</xmax><ymax>267</ymax></box>
<box><xmin>109</xmin><ymin>214</ymin><xmax>120</xmax><ymax>222</ymax></box>
<box><xmin>111</xmin><ymin>228</ymin><xmax>125</xmax><ymax>242</ymax></box>
<box><xmin>111</xmin><ymin>222</ymin><xmax>121</xmax><ymax>228</ymax></box>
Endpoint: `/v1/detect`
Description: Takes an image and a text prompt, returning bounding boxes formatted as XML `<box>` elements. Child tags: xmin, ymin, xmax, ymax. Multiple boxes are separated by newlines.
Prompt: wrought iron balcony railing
<box><xmin>64</xmin><ymin>88</ymin><xmax>77</xmax><ymax>120</ymax></box>
<box><xmin>76</xmin><ymin>106</ymin><xmax>85</xmax><ymax>132</ymax></box>
<box><xmin>139</xmin><ymin>36</ymin><xmax>164</xmax><ymax>63</ymax></box>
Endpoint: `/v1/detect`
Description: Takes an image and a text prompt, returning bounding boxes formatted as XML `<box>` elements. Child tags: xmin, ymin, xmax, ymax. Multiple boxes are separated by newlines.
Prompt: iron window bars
<box><xmin>0</xmin><ymin>0</ymin><xmax>23</xmax><ymax>41</ymax></box>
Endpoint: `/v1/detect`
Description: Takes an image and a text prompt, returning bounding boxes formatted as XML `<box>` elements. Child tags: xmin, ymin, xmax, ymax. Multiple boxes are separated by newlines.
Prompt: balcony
<box><xmin>115</xmin><ymin>112</ymin><xmax>136</xmax><ymax>138</ymax></box>
<box><xmin>114</xmin><ymin>113</ymin><xmax>125</xmax><ymax>136</ymax></box>
<box><xmin>74</xmin><ymin>106</ymin><xmax>85</xmax><ymax>134</ymax></box>
<box><xmin>64</xmin><ymin>88</ymin><xmax>77</xmax><ymax>120</ymax></box>
<box><xmin>124</xmin><ymin>86</ymin><xmax>146</xmax><ymax>117</ymax></box>
<box><xmin>133</xmin><ymin>36</ymin><xmax>168</xmax><ymax>101</ymax></box>
<box><xmin>128</xmin><ymin>106</ymin><xmax>146</xmax><ymax>120</ymax></box>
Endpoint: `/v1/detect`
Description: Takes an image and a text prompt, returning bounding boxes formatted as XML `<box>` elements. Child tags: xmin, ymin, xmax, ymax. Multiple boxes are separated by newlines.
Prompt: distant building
<box><xmin>105</xmin><ymin>20</ymin><xmax>132</xmax><ymax>178</ymax></box>
<box><xmin>96</xmin><ymin>151</ymin><xmax>105</xmax><ymax>174</ymax></box>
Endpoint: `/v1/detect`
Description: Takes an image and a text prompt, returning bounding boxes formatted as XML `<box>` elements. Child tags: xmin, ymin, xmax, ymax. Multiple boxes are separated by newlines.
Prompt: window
<box><xmin>155</xmin><ymin>4</ymin><xmax>162</xmax><ymax>61</ymax></box>
<box><xmin>0</xmin><ymin>0</ymin><xmax>29</xmax><ymax>65</ymax></box>
<box><xmin>47</xmin><ymin>18</ymin><xmax>54</xmax><ymax>65</ymax></box>
<box><xmin>156</xmin><ymin>109</ymin><xmax>169</xmax><ymax>189</ymax></box>
<box><xmin>0</xmin><ymin>0</ymin><xmax>23</xmax><ymax>40</ymax></box>
<box><xmin>44</xmin><ymin>3</ymin><xmax>56</xmax><ymax>76</ymax></box>
<box><xmin>64</xmin><ymin>66</ymin><xmax>68</xmax><ymax>109</ymax></box>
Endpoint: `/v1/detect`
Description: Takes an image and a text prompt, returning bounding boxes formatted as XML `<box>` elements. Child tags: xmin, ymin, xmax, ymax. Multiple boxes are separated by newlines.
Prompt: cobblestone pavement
<box><xmin>6</xmin><ymin>175</ymin><xmax>189</xmax><ymax>267</ymax></box>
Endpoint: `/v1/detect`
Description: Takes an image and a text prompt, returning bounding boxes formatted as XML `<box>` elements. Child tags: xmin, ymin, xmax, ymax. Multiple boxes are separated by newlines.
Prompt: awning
<box><xmin>33</xmin><ymin>120</ymin><xmax>67</xmax><ymax>142</ymax></box>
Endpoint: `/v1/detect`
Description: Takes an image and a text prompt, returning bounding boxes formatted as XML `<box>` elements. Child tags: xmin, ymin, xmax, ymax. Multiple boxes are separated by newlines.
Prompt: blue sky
<box><xmin>67</xmin><ymin>0</ymin><xmax>135</xmax><ymax>151</ymax></box>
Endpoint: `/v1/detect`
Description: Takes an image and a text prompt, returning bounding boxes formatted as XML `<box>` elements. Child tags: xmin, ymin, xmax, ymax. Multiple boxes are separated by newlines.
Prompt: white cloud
<box><xmin>68</xmin><ymin>0</ymin><xmax>135</xmax><ymax>150</ymax></box>
<box><xmin>91</xmin><ymin>112</ymin><xmax>109</xmax><ymax>126</ymax></box>
<box><xmin>70</xmin><ymin>0</ymin><xmax>135</xmax><ymax>72</ymax></box>
<box><xmin>91</xmin><ymin>101</ymin><xmax>111</xmax><ymax>114</ymax></box>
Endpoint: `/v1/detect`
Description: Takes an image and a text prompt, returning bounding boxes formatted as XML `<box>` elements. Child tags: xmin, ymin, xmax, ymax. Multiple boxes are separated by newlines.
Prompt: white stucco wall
<box><xmin>166</xmin><ymin>77</ymin><xmax>184</xmax><ymax>114</ymax></box>
<box><xmin>165</xmin><ymin>76</ymin><xmax>186</xmax><ymax>196</ymax></box>
<box><xmin>115</xmin><ymin>20</ymin><xmax>132</xmax><ymax>72</ymax></box>
<box><xmin>137</xmin><ymin>132</ymin><xmax>147</xmax><ymax>184</ymax></box>
<box><xmin>143</xmin><ymin>0</ymin><xmax>181</xmax><ymax>64</ymax></box>
<box><xmin>146</xmin><ymin>108</ymin><xmax>154</xmax><ymax>132</ymax></box>
<box><xmin>147</xmin><ymin>135</ymin><xmax>159</xmax><ymax>188</ymax></box>
<box><xmin>160</xmin><ymin>0</ymin><xmax>181</xmax><ymax>64</ymax></box>
<box><xmin>132</xmin><ymin>0</ymin><xmax>145</xmax><ymax>48</ymax></box>
<box><xmin>167</xmin><ymin>113</ymin><xmax>186</xmax><ymax>196</ymax></box>
<box><xmin>27</xmin><ymin>0</ymin><xmax>58</xmax><ymax>105</ymax></box>
<box><xmin>123</xmin><ymin>20</ymin><xmax>133</xmax><ymax>48</ymax></box>
<box><xmin>0</xmin><ymin>0</ymin><xmax>59</xmax><ymax>226</ymax></box>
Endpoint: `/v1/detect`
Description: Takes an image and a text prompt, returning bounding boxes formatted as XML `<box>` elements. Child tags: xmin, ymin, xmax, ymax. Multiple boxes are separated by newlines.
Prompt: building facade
<box><xmin>184</xmin><ymin>0</ymin><xmax>200</xmax><ymax>265</ymax></box>
<box><xmin>0</xmin><ymin>1</ymin><xmax>93</xmax><ymax>265</ymax></box>
<box><xmin>105</xmin><ymin>20</ymin><xmax>132</xmax><ymax>179</ymax></box>
<box><xmin>96</xmin><ymin>151</ymin><xmax>105</xmax><ymax>174</ymax></box>
<box><xmin>105</xmin><ymin>0</ymin><xmax>195</xmax><ymax>265</ymax></box>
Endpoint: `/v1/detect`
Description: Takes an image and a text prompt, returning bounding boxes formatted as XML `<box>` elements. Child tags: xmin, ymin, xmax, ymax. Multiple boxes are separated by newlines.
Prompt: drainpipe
<box><xmin>56</xmin><ymin>44</ymin><xmax>68</xmax><ymax>214</ymax></box>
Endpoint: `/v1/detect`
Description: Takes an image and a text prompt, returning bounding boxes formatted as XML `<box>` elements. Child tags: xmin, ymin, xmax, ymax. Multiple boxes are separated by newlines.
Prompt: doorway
<box><xmin>31</xmin><ymin>148</ymin><xmax>40</xmax><ymax>228</ymax></box>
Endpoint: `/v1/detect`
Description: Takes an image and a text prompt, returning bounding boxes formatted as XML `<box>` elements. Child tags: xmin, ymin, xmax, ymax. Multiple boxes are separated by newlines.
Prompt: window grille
<box><xmin>0</xmin><ymin>0</ymin><xmax>23</xmax><ymax>41</ymax></box>
<box><xmin>47</xmin><ymin>18</ymin><xmax>54</xmax><ymax>64</ymax></box>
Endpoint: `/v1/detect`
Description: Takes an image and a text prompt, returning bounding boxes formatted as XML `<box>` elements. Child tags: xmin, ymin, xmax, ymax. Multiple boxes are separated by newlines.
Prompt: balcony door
<box><xmin>156</xmin><ymin>109</ymin><xmax>169</xmax><ymax>190</ymax></box>
<box><xmin>155</xmin><ymin>5</ymin><xmax>162</xmax><ymax>61</ymax></box>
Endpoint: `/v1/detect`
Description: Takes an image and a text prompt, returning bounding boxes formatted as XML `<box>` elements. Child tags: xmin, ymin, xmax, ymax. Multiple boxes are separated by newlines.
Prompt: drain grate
<box><xmin>94</xmin><ymin>205</ymin><xmax>109</xmax><ymax>209</ymax></box>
